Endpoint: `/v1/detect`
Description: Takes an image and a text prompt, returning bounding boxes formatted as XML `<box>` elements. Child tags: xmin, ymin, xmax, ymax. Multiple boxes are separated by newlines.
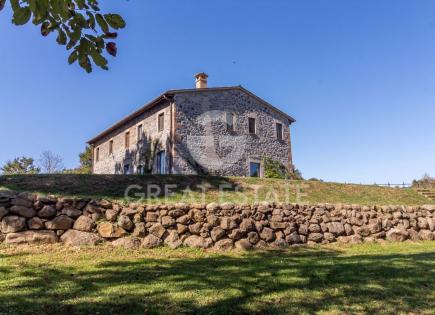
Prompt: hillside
<box><xmin>0</xmin><ymin>174</ymin><xmax>432</xmax><ymax>206</ymax></box>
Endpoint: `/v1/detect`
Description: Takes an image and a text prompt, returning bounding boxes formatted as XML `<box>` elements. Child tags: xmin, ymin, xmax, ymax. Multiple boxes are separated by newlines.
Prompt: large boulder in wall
<box><xmin>5</xmin><ymin>230</ymin><xmax>58</xmax><ymax>245</ymax></box>
<box><xmin>1</xmin><ymin>216</ymin><xmax>26</xmax><ymax>233</ymax></box>
<box><xmin>61</xmin><ymin>230</ymin><xmax>104</xmax><ymax>246</ymax></box>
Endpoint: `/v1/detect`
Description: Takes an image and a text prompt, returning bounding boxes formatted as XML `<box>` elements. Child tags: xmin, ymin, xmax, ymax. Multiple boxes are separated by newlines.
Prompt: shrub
<box><xmin>263</xmin><ymin>157</ymin><xmax>303</xmax><ymax>180</ymax></box>
<box><xmin>412</xmin><ymin>173</ymin><xmax>435</xmax><ymax>189</ymax></box>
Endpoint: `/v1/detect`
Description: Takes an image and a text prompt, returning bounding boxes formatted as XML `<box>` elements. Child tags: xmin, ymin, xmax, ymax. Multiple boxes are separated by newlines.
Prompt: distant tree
<box><xmin>308</xmin><ymin>177</ymin><xmax>323</xmax><ymax>182</ymax></box>
<box><xmin>1</xmin><ymin>157</ymin><xmax>40</xmax><ymax>175</ymax></box>
<box><xmin>62</xmin><ymin>146</ymin><xmax>92</xmax><ymax>174</ymax></box>
<box><xmin>39</xmin><ymin>151</ymin><xmax>64</xmax><ymax>174</ymax></box>
<box><xmin>78</xmin><ymin>146</ymin><xmax>92</xmax><ymax>173</ymax></box>
<box><xmin>0</xmin><ymin>0</ymin><xmax>126</xmax><ymax>73</ymax></box>
<box><xmin>412</xmin><ymin>173</ymin><xmax>435</xmax><ymax>188</ymax></box>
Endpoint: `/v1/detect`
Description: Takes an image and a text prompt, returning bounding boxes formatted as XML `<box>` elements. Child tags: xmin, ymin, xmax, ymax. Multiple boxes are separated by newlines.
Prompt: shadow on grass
<box><xmin>0</xmin><ymin>174</ymin><xmax>242</xmax><ymax>200</ymax></box>
<box><xmin>0</xmin><ymin>247</ymin><xmax>433</xmax><ymax>314</ymax></box>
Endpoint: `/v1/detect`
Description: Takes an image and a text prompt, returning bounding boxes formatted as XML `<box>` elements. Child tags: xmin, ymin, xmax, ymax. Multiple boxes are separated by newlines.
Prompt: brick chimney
<box><xmin>195</xmin><ymin>73</ymin><xmax>208</xmax><ymax>89</ymax></box>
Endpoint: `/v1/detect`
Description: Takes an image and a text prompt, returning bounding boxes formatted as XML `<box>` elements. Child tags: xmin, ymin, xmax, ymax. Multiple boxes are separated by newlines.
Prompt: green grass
<box><xmin>0</xmin><ymin>174</ymin><xmax>432</xmax><ymax>205</ymax></box>
<box><xmin>0</xmin><ymin>242</ymin><xmax>434</xmax><ymax>314</ymax></box>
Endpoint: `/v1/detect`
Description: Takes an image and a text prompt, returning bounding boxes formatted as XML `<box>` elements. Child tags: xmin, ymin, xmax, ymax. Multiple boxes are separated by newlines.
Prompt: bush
<box><xmin>263</xmin><ymin>157</ymin><xmax>303</xmax><ymax>180</ymax></box>
<box><xmin>412</xmin><ymin>174</ymin><xmax>435</xmax><ymax>189</ymax></box>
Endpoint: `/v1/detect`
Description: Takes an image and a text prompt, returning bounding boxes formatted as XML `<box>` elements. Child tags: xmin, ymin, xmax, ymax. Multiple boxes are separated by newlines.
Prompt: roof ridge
<box><xmin>87</xmin><ymin>86</ymin><xmax>295</xmax><ymax>145</ymax></box>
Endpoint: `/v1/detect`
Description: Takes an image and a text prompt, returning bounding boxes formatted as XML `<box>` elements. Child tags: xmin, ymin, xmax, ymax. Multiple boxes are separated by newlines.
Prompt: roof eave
<box><xmin>87</xmin><ymin>93</ymin><xmax>171</xmax><ymax>145</ymax></box>
<box><xmin>236</xmin><ymin>86</ymin><xmax>296</xmax><ymax>124</ymax></box>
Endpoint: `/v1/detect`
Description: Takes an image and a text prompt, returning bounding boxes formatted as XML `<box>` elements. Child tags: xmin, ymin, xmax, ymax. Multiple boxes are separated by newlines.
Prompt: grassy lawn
<box><xmin>0</xmin><ymin>174</ymin><xmax>432</xmax><ymax>205</ymax></box>
<box><xmin>0</xmin><ymin>242</ymin><xmax>434</xmax><ymax>314</ymax></box>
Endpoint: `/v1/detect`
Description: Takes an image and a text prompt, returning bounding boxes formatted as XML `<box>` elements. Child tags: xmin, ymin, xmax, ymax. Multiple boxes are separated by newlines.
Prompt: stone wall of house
<box><xmin>1</xmin><ymin>191</ymin><xmax>434</xmax><ymax>250</ymax></box>
<box><xmin>92</xmin><ymin>100</ymin><xmax>172</xmax><ymax>175</ymax></box>
<box><xmin>173</xmin><ymin>89</ymin><xmax>293</xmax><ymax>176</ymax></box>
<box><xmin>91</xmin><ymin>88</ymin><xmax>294</xmax><ymax>177</ymax></box>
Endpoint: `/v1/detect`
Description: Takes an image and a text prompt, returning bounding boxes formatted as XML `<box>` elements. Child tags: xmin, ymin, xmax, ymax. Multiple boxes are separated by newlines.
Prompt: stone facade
<box><xmin>1</xmin><ymin>191</ymin><xmax>434</xmax><ymax>250</ymax></box>
<box><xmin>92</xmin><ymin>100</ymin><xmax>172</xmax><ymax>175</ymax></box>
<box><xmin>89</xmin><ymin>84</ymin><xmax>295</xmax><ymax>177</ymax></box>
<box><xmin>173</xmin><ymin>89</ymin><xmax>292</xmax><ymax>176</ymax></box>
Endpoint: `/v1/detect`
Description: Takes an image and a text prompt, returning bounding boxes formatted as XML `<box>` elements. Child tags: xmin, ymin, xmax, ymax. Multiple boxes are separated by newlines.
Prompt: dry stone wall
<box><xmin>0</xmin><ymin>190</ymin><xmax>434</xmax><ymax>250</ymax></box>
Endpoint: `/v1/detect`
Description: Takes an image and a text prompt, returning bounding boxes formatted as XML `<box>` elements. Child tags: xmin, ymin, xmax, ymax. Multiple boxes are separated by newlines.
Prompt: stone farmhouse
<box><xmin>88</xmin><ymin>74</ymin><xmax>296</xmax><ymax>177</ymax></box>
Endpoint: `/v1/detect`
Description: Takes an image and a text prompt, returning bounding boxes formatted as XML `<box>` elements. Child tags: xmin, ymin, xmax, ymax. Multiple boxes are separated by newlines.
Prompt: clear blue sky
<box><xmin>1</xmin><ymin>0</ymin><xmax>434</xmax><ymax>183</ymax></box>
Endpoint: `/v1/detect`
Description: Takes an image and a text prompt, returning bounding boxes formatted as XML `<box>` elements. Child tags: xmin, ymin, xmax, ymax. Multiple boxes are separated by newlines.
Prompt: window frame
<box><xmin>125</xmin><ymin>131</ymin><xmax>130</xmax><ymax>149</ymax></box>
<box><xmin>158</xmin><ymin>113</ymin><xmax>165</xmax><ymax>132</ymax></box>
<box><xmin>96</xmin><ymin>147</ymin><xmax>100</xmax><ymax>162</ymax></box>
<box><xmin>109</xmin><ymin>140</ymin><xmax>114</xmax><ymax>156</ymax></box>
<box><xmin>276</xmin><ymin>122</ymin><xmax>283</xmax><ymax>141</ymax></box>
<box><xmin>226</xmin><ymin>112</ymin><xmax>235</xmax><ymax>132</ymax></box>
<box><xmin>249</xmin><ymin>162</ymin><xmax>261</xmax><ymax>177</ymax></box>
<box><xmin>156</xmin><ymin>150</ymin><xmax>166</xmax><ymax>175</ymax></box>
<box><xmin>248</xmin><ymin>117</ymin><xmax>256</xmax><ymax>134</ymax></box>
<box><xmin>137</xmin><ymin>124</ymin><xmax>143</xmax><ymax>142</ymax></box>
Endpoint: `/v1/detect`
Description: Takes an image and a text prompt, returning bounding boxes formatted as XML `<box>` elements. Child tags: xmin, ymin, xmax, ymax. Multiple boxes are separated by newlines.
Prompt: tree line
<box><xmin>0</xmin><ymin>147</ymin><xmax>92</xmax><ymax>175</ymax></box>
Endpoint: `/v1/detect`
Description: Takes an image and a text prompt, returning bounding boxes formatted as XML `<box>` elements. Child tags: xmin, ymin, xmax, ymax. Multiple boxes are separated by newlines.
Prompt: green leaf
<box><xmin>104</xmin><ymin>14</ymin><xmax>126</xmax><ymax>29</ymax></box>
<box><xmin>76</xmin><ymin>0</ymin><xmax>87</xmax><ymax>10</ymax></box>
<box><xmin>85</xmin><ymin>34</ymin><xmax>97</xmax><ymax>42</ymax></box>
<box><xmin>40</xmin><ymin>21</ymin><xmax>50</xmax><ymax>36</ymax></box>
<box><xmin>66</xmin><ymin>39</ymin><xmax>77</xmax><ymax>50</ymax></box>
<box><xmin>103</xmin><ymin>32</ymin><xmax>117</xmax><ymax>39</ymax></box>
<box><xmin>95</xmin><ymin>36</ymin><xmax>105</xmax><ymax>49</ymax></box>
<box><xmin>79</xmin><ymin>54</ymin><xmax>92</xmax><ymax>73</ymax></box>
<box><xmin>95</xmin><ymin>14</ymin><xmax>108</xmax><ymax>33</ymax></box>
<box><xmin>12</xmin><ymin>7</ymin><xmax>32</xmax><ymax>25</ymax></box>
<box><xmin>89</xmin><ymin>3</ymin><xmax>100</xmax><ymax>11</ymax></box>
<box><xmin>73</xmin><ymin>13</ymin><xmax>87</xmax><ymax>28</ymax></box>
<box><xmin>0</xmin><ymin>0</ymin><xmax>6</xmax><ymax>11</ymax></box>
<box><xmin>28</xmin><ymin>0</ymin><xmax>37</xmax><ymax>12</ymax></box>
<box><xmin>78</xmin><ymin>38</ymin><xmax>92</xmax><ymax>54</ymax></box>
<box><xmin>68</xmin><ymin>50</ymin><xmax>79</xmax><ymax>64</ymax></box>
<box><xmin>31</xmin><ymin>0</ymin><xmax>48</xmax><ymax>24</ymax></box>
<box><xmin>86</xmin><ymin>12</ymin><xmax>95</xmax><ymax>29</ymax></box>
<box><xmin>70</xmin><ymin>26</ymin><xmax>81</xmax><ymax>41</ymax></box>
<box><xmin>7</xmin><ymin>0</ymin><xmax>125</xmax><ymax>72</ymax></box>
<box><xmin>90</xmin><ymin>51</ymin><xmax>108</xmax><ymax>70</ymax></box>
<box><xmin>56</xmin><ymin>28</ymin><xmax>67</xmax><ymax>45</ymax></box>
<box><xmin>57</xmin><ymin>0</ymin><xmax>69</xmax><ymax>20</ymax></box>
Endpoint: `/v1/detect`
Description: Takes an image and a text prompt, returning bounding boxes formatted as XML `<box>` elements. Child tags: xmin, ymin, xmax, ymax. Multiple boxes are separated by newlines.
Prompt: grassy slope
<box><xmin>0</xmin><ymin>242</ymin><xmax>434</xmax><ymax>314</ymax></box>
<box><xmin>0</xmin><ymin>174</ymin><xmax>432</xmax><ymax>205</ymax></box>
